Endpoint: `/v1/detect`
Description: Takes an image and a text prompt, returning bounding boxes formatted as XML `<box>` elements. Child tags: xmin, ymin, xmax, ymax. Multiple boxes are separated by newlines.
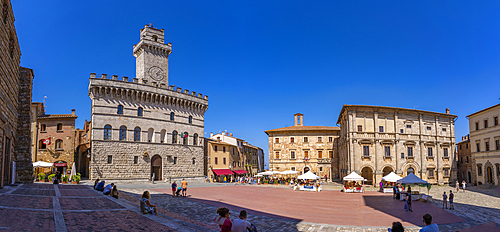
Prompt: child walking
<box><xmin>442</xmin><ymin>192</ymin><xmax>448</xmax><ymax>209</ymax></box>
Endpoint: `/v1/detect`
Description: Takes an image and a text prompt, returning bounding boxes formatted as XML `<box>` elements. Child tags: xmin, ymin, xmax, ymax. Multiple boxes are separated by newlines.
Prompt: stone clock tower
<box><xmin>133</xmin><ymin>24</ymin><xmax>172</xmax><ymax>85</ymax></box>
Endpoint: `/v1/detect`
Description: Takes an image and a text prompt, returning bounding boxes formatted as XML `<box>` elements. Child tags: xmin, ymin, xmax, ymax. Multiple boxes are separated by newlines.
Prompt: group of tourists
<box><xmin>171</xmin><ymin>179</ymin><xmax>188</xmax><ymax>197</ymax></box>
<box><xmin>93</xmin><ymin>179</ymin><xmax>119</xmax><ymax>199</ymax></box>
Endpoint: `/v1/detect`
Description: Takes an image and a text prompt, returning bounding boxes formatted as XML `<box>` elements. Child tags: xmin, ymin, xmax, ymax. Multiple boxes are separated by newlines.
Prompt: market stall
<box><xmin>381</xmin><ymin>172</ymin><xmax>403</xmax><ymax>193</ymax></box>
<box><xmin>343</xmin><ymin>172</ymin><xmax>366</xmax><ymax>193</ymax></box>
<box><xmin>296</xmin><ymin>171</ymin><xmax>321</xmax><ymax>192</ymax></box>
<box><xmin>396</xmin><ymin>173</ymin><xmax>430</xmax><ymax>201</ymax></box>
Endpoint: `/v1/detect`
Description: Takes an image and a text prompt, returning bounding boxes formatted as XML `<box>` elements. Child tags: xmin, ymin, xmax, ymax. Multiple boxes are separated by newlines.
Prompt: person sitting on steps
<box><xmin>110</xmin><ymin>185</ymin><xmax>119</xmax><ymax>199</ymax></box>
<box><xmin>140</xmin><ymin>191</ymin><xmax>158</xmax><ymax>215</ymax></box>
<box><xmin>103</xmin><ymin>183</ymin><xmax>114</xmax><ymax>195</ymax></box>
<box><xmin>95</xmin><ymin>180</ymin><xmax>105</xmax><ymax>191</ymax></box>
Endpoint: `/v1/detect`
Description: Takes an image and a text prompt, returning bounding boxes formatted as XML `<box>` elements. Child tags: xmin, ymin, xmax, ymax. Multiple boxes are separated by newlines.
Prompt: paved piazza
<box><xmin>0</xmin><ymin>182</ymin><xmax>499</xmax><ymax>231</ymax></box>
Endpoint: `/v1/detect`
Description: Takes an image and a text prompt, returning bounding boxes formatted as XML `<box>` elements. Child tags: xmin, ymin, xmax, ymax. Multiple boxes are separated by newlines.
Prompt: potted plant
<box><xmin>48</xmin><ymin>174</ymin><xmax>56</xmax><ymax>183</ymax></box>
<box><xmin>274</xmin><ymin>180</ymin><xmax>278</xmax><ymax>185</ymax></box>
<box><xmin>71</xmin><ymin>173</ymin><xmax>81</xmax><ymax>184</ymax></box>
<box><xmin>62</xmin><ymin>175</ymin><xmax>69</xmax><ymax>184</ymax></box>
<box><xmin>264</xmin><ymin>180</ymin><xmax>268</xmax><ymax>185</ymax></box>
<box><xmin>38</xmin><ymin>173</ymin><xmax>45</xmax><ymax>182</ymax></box>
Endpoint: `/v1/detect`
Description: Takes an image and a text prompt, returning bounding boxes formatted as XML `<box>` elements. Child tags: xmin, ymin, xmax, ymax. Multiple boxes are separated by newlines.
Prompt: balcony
<box><xmin>317</xmin><ymin>158</ymin><xmax>332</xmax><ymax>164</ymax></box>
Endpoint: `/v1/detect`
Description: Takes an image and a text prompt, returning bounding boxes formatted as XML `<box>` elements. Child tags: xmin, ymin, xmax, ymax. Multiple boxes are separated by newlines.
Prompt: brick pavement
<box><xmin>120</xmin><ymin>184</ymin><xmax>498</xmax><ymax>232</ymax></box>
<box><xmin>0</xmin><ymin>183</ymin><xmax>208</xmax><ymax>232</ymax></box>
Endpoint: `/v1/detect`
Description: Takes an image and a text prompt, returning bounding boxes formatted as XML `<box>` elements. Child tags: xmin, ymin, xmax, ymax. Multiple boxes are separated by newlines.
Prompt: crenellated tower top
<box><xmin>133</xmin><ymin>24</ymin><xmax>172</xmax><ymax>85</ymax></box>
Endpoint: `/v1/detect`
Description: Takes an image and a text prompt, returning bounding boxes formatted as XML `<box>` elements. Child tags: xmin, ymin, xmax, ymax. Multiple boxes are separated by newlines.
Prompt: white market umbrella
<box><xmin>257</xmin><ymin>171</ymin><xmax>274</xmax><ymax>176</ymax></box>
<box><xmin>271</xmin><ymin>171</ymin><xmax>283</xmax><ymax>175</ymax></box>
<box><xmin>33</xmin><ymin>161</ymin><xmax>53</xmax><ymax>168</ymax></box>
<box><xmin>254</xmin><ymin>174</ymin><xmax>263</xmax><ymax>177</ymax></box>
<box><xmin>297</xmin><ymin>171</ymin><xmax>320</xmax><ymax>180</ymax></box>
<box><xmin>343</xmin><ymin>171</ymin><xmax>365</xmax><ymax>181</ymax></box>
<box><xmin>69</xmin><ymin>162</ymin><xmax>76</xmax><ymax>180</ymax></box>
<box><xmin>382</xmin><ymin>172</ymin><xmax>403</xmax><ymax>182</ymax></box>
<box><xmin>281</xmin><ymin>170</ymin><xmax>299</xmax><ymax>175</ymax></box>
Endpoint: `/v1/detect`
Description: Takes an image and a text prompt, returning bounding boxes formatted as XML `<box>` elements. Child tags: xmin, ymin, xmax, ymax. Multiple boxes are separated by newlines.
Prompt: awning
<box><xmin>233</xmin><ymin>170</ymin><xmax>248</xmax><ymax>174</ymax></box>
<box><xmin>212</xmin><ymin>169</ymin><xmax>234</xmax><ymax>176</ymax></box>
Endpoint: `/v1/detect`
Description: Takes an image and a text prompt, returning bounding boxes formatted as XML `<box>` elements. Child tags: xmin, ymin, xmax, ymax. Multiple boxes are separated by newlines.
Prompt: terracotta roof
<box><xmin>205</xmin><ymin>139</ymin><xmax>236</xmax><ymax>147</ymax></box>
<box><xmin>337</xmin><ymin>105</ymin><xmax>457</xmax><ymax>124</ymax></box>
<box><xmin>466</xmin><ymin>103</ymin><xmax>500</xmax><ymax>118</ymax></box>
<box><xmin>38</xmin><ymin>114</ymin><xmax>77</xmax><ymax>119</ymax></box>
<box><xmin>265</xmin><ymin>125</ymin><xmax>340</xmax><ymax>134</ymax></box>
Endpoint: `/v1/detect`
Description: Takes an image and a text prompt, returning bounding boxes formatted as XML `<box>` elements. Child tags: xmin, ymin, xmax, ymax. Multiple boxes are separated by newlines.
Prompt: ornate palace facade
<box><xmin>337</xmin><ymin>105</ymin><xmax>457</xmax><ymax>185</ymax></box>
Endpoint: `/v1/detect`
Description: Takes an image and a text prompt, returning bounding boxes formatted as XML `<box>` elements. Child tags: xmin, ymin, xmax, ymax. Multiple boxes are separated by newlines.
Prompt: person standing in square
<box><xmin>181</xmin><ymin>179</ymin><xmax>188</xmax><ymax>197</ymax></box>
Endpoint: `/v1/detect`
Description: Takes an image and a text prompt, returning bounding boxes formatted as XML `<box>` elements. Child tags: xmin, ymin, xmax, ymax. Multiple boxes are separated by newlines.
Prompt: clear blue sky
<box><xmin>13</xmin><ymin>1</ymin><xmax>500</xmax><ymax>169</ymax></box>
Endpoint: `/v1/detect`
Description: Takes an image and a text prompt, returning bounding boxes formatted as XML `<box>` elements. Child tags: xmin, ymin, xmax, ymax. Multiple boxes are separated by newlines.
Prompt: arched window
<box><xmin>117</xmin><ymin>105</ymin><xmax>124</xmax><ymax>114</ymax></box>
<box><xmin>134</xmin><ymin>127</ymin><xmax>141</xmax><ymax>141</ymax></box>
<box><xmin>119</xmin><ymin>126</ymin><xmax>127</xmax><ymax>140</ymax></box>
<box><xmin>39</xmin><ymin>139</ymin><xmax>46</xmax><ymax>149</ymax></box>
<box><xmin>104</xmin><ymin>125</ymin><xmax>112</xmax><ymax>140</ymax></box>
<box><xmin>193</xmin><ymin>133</ymin><xmax>198</xmax><ymax>145</ymax></box>
<box><xmin>57</xmin><ymin>123</ymin><xmax>63</xmax><ymax>131</ymax></box>
<box><xmin>55</xmin><ymin>139</ymin><xmax>63</xmax><ymax>150</ymax></box>
<box><xmin>137</xmin><ymin>107</ymin><xmax>143</xmax><ymax>116</ymax></box>
<box><xmin>147</xmin><ymin>128</ymin><xmax>154</xmax><ymax>142</ymax></box>
<box><xmin>170</xmin><ymin>112</ymin><xmax>174</xmax><ymax>121</ymax></box>
<box><xmin>183</xmin><ymin>132</ymin><xmax>189</xmax><ymax>145</ymax></box>
<box><xmin>188</xmin><ymin>116</ymin><xmax>193</xmax><ymax>124</ymax></box>
<box><xmin>172</xmin><ymin>131</ymin><xmax>178</xmax><ymax>144</ymax></box>
<box><xmin>160</xmin><ymin>129</ymin><xmax>166</xmax><ymax>143</ymax></box>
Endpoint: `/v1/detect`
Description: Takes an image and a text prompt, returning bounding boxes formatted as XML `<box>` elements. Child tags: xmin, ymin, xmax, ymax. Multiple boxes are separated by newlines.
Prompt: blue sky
<box><xmin>13</xmin><ymin>1</ymin><xmax>500</xmax><ymax>168</ymax></box>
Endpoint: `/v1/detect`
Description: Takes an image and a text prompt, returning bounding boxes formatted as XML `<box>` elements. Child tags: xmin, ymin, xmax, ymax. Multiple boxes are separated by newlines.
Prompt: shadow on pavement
<box><xmin>122</xmin><ymin>190</ymin><xmax>303</xmax><ymax>232</ymax></box>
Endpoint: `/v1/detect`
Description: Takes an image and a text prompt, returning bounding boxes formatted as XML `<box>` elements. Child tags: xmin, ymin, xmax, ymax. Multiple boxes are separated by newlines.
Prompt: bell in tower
<box><xmin>133</xmin><ymin>24</ymin><xmax>172</xmax><ymax>85</ymax></box>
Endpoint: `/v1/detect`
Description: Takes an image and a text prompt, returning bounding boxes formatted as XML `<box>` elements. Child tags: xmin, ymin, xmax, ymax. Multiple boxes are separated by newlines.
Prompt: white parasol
<box><xmin>33</xmin><ymin>161</ymin><xmax>53</xmax><ymax>168</ymax></box>
<box><xmin>297</xmin><ymin>171</ymin><xmax>320</xmax><ymax>180</ymax></box>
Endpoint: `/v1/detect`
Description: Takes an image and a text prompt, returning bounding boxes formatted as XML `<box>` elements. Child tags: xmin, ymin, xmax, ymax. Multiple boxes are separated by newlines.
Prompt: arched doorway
<box><xmin>467</xmin><ymin>171</ymin><xmax>471</xmax><ymax>183</ymax></box>
<box><xmin>151</xmin><ymin>155</ymin><xmax>162</xmax><ymax>181</ymax></box>
<box><xmin>406</xmin><ymin>167</ymin><xmax>415</xmax><ymax>176</ymax></box>
<box><xmin>304</xmin><ymin>166</ymin><xmax>310</xmax><ymax>173</ymax></box>
<box><xmin>361</xmin><ymin>167</ymin><xmax>373</xmax><ymax>185</ymax></box>
<box><xmin>487</xmin><ymin>166</ymin><xmax>493</xmax><ymax>184</ymax></box>
<box><xmin>382</xmin><ymin>166</ymin><xmax>393</xmax><ymax>177</ymax></box>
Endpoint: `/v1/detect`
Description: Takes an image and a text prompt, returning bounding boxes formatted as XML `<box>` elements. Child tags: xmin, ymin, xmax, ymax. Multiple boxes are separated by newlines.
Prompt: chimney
<box><xmin>445</xmin><ymin>108</ymin><xmax>450</xmax><ymax>114</ymax></box>
<box><xmin>71</xmin><ymin>109</ymin><xmax>75</xmax><ymax>115</ymax></box>
<box><xmin>230</xmin><ymin>133</ymin><xmax>233</xmax><ymax>137</ymax></box>
<box><xmin>210</xmin><ymin>132</ymin><xmax>213</xmax><ymax>137</ymax></box>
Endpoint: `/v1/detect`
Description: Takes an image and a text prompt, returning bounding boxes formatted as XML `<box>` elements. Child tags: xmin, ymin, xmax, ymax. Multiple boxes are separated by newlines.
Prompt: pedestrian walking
<box><xmin>171</xmin><ymin>181</ymin><xmax>177</xmax><ymax>197</ymax></box>
<box><xmin>181</xmin><ymin>178</ymin><xmax>188</xmax><ymax>197</ymax></box>
<box><xmin>449</xmin><ymin>190</ymin><xmax>454</xmax><ymax>210</ymax></box>
<box><xmin>462</xmin><ymin>180</ymin><xmax>466</xmax><ymax>192</ymax></box>
<box><xmin>407</xmin><ymin>192</ymin><xmax>413</xmax><ymax>212</ymax></box>
<box><xmin>442</xmin><ymin>191</ymin><xmax>448</xmax><ymax>209</ymax></box>
<box><xmin>455</xmin><ymin>181</ymin><xmax>459</xmax><ymax>192</ymax></box>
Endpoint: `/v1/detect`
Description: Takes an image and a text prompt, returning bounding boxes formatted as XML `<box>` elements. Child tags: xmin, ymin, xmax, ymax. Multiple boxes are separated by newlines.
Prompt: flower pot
<box><xmin>71</xmin><ymin>181</ymin><xmax>78</xmax><ymax>184</ymax></box>
<box><xmin>62</xmin><ymin>181</ymin><xmax>67</xmax><ymax>184</ymax></box>
<box><xmin>264</xmin><ymin>183</ymin><xmax>268</xmax><ymax>185</ymax></box>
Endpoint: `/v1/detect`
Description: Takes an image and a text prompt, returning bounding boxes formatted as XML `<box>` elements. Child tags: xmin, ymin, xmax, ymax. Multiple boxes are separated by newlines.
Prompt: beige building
<box><xmin>1</xmin><ymin>0</ymin><xmax>34</xmax><ymax>187</ymax></box>
<box><xmin>265</xmin><ymin>114</ymin><xmax>340</xmax><ymax>180</ymax></box>
<box><xmin>337</xmin><ymin>105</ymin><xmax>457</xmax><ymax>185</ymax></box>
<box><xmin>89</xmin><ymin>25</ymin><xmax>208</xmax><ymax>182</ymax></box>
<box><xmin>467</xmin><ymin>103</ymin><xmax>500</xmax><ymax>185</ymax></box>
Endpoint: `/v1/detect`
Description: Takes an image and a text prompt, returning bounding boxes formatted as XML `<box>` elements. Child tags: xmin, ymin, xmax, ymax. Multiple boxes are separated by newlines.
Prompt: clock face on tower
<box><xmin>148</xmin><ymin>66</ymin><xmax>165</xmax><ymax>81</ymax></box>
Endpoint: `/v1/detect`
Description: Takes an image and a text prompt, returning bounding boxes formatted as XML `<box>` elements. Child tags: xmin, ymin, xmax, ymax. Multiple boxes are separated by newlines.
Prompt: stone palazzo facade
<box><xmin>467</xmin><ymin>103</ymin><xmax>500</xmax><ymax>185</ymax></box>
<box><xmin>89</xmin><ymin>25</ymin><xmax>208</xmax><ymax>182</ymax></box>
<box><xmin>337</xmin><ymin>105</ymin><xmax>457</xmax><ymax>185</ymax></box>
<box><xmin>265</xmin><ymin>114</ymin><xmax>340</xmax><ymax>180</ymax></box>
<box><xmin>0</xmin><ymin>0</ymin><xmax>34</xmax><ymax>187</ymax></box>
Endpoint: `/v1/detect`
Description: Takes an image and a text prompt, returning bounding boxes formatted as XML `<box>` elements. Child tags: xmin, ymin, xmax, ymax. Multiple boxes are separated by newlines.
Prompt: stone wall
<box><xmin>91</xmin><ymin>140</ymin><xmax>204</xmax><ymax>182</ymax></box>
<box><xmin>14</xmin><ymin>67</ymin><xmax>34</xmax><ymax>182</ymax></box>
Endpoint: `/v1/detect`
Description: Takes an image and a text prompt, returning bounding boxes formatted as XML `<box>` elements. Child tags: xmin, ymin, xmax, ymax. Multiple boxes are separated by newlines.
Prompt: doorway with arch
<box><xmin>151</xmin><ymin>155</ymin><xmax>162</xmax><ymax>181</ymax></box>
<box><xmin>382</xmin><ymin>166</ymin><xmax>393</xmax><ymax>177</ymax></box>
<box><xmin>361</xmin><ymin>167</ymin><xmax>373</xmax><ymax>185</ymax></box>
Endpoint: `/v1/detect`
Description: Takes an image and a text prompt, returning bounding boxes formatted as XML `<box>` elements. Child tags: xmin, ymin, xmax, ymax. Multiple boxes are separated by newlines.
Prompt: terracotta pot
<box><xmin>62</xmin><ymin>181</ymin><xmax>67</xmax><ymax>184</ymax></box>
<box><xmin>71</xmin><ymin>181</ymin><xmax>78</xmax><ymax>184</ymax></box>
